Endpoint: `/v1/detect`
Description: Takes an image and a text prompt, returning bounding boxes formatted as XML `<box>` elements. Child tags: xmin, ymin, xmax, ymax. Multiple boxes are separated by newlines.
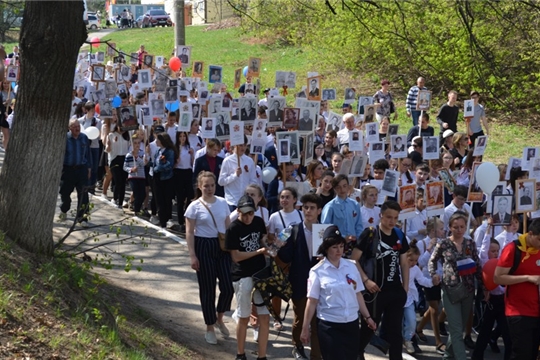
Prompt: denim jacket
<box><xmin>153</xmin><ymin>148</ymin><xmax>174</xmax><ymax>180</ymax></box>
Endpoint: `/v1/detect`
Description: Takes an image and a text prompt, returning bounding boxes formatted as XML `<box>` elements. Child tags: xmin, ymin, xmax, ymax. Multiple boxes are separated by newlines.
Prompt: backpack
<box><xmin>505</xmin><ymin>240</ymin><xmax>522</xmax><ymax>296</ymax></box>
<box><xmin>358</xmin><ymin>226</ymin><xmax>404</xmax><ymax>282</ymax></box>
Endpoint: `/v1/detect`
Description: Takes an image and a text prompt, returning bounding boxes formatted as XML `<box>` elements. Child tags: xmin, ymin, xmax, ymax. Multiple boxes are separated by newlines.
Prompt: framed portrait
<box><xmin>96</xmin><ymin>52</ymin><xmax>105</xmax><ymax>63</ymax></box>
<box><xmin>343</xmin><ymin>88</ymin><xmax>356</xmax><ymax>104</ymax></box>
<box><xmin>473</xmin><ymin>136</ymin><xmax>488</xmax><ymax>157</ymax></box>
<box><xmin>155</xmin><ymin>56</ymin><xmax>164</xmax><ymax>68</ymax></box>
<box><xmin>303</xmin><ymin>133</ymin><xmax>314</xmax><ymax>164</ymax></box>
<box><xmin>363</xmin><ymin>104</ymin><xmax>376</xmax><ymax>123</ymax></box>
<box><xmin>390</xmin><ymin>135</ymin><xmax>407</xmax><ymax>159</ymax></box>
<box><xmin>348</xmin><ymin>130</ymin><xmax>364</xmax><ymax>152</ymax></box>
<box><xmin>322</xmin><ymin>88</ymin><xmax>336</xmax><ymax>101</ymax></box>
<box><xmin>399</xmin><ymin>184</ymin><xmax>417</xmax><ymax>220</ymax></box>
<box><xmin>438</xmin><ymin>168</ymin><xmax>457</xmax><ymax>193</ymax></box>
<box><xmin>92</xmin><ymin>89</ymin><xmax>105</xmax><ymax>103</ymax></box>
<box><xmin>388</xmin><ymin>124</ymin><xmax>399</xmax><ymax>136</ymax></box>
<box><xmin>165</xmin><ymin>86</ymin><xmax>178</xmax><ymax>102</ymax></box>
<box><xmin>283</xmin><ymin>71</ymin><xmax>296</xmax><ymax>88</ymax></box>
<box><xmin>150</xmin><ymin>99</ymin><xmax>165</xmax><ymax>119</ymax></box>
<box><xmin>357</xmin><ymin>96</ymin><xmax>373</xmax><ymax>114</ymax></box>
<box><xmin>153</xmin><ymin>71</ymin><xmax>168</xmax><ymax>92</ymax></box>
<box><xmin>176</xmin><ymin>111</ymin><xmax>191</xmax><ymax>133</ymax></box>
<box><xmin>326</xmin><ymin>112</ymin><xmax>342</xmax><ymax>132</ymax></box>
<box><xmin>426</xmin><ymin>181</ymin><xmax>445</xmax><ymax>215</ymax></box>
<box><xmin>247</xmin><ymin>57</ymin><xmax>261</xmax><ymax>78</ymax></box>
<box><xmin>307</xmin><ymin>76</ymin><xmax>321</xmax><ymax>101</ymax></box>
<box><xmin>143</xmin><ymin>54</ymin><xmax>154</xmax><ymax>68</ymax></box>
<box><xmin>283</xmin><ymin>107</ymin><xmax>300</xmax><ymax>130</ymax></box>
<box><xmin>297</xmin><ymin>107</ymin><xmax>316</xmax><ymax>133</ymax></box>
<box><xmin>381</xmin><ymin>169</ymin><xmax>399</xmax><ymax>197</ymax></box>
<box><xmin>491</xmin><ymin>194</ymin><xmax>513</xmax><ymax>226</ymax></box>
<box><xmin>463</xmin><ymin>99</ymin><xmax>475</xmax><ymax>118</ymax></box>
<box><xmin>515</xmin><ymin>179</ymin><xmax>536</xmax><ymax>213</ymax></box>
<box><xmin>177</xmin><ymin>45</ymin><xmax>191</xmax><ymax>66</ymax></box>
<box><xmin>192</xmin><ymin>61</ymin><xmax>204</xmax><ymax>78</ymax></box>
<box><xmin>208</xmin><ymin>94</ymin><xmax>223</xmax><ymax>114</ymax></box>
<box><xmin>135</xmin><ymin>105</ymin><xmax>152</xmax><ymax>126</ymax></box>
<box><xmin>233</xmin><ymin>67</ymin><xmax>242</xmax><ymax>89</ymax></box>
<box><xmin>91</xmin><ymin>64</ymin><xmax>105</xmax><ymax>82</ymax></box>
<box><xmin>107</xmin><ymin>43</ymin><xmax>116</xmax><ymax>57</ymax></box>
<box><xmin>276</xmin><ymin>131</ymin><xmax>300</xmax><ymax>165</ymax></box>
<box><xmin>251</xmin><ymin>129</ymin><xmax>267</xmax><ymax>155</ymax></box>
<box><xmin>238</xmin><ymin>97</ymin><xmax>257</xmax><ymax>123</ymax></box>
<box><xmin>423</xmin><ymin>136</ymin><xmax>440</xmax><ymax>160</ymax></box>
<box><xmin>277</xmin><ymin>139</ymin><xmax>291</xmax><ymax>163</ymax></box>
<box><xmin>113</xmin><ymin>55</ymin><xmax>123</xmax><ymax>64</ymax></box>
<box><xmin>191</xmin><ymin>103</ymin><xmax>202</xmax><ymax>121</ymax></box>
<box><xmin>137</xmin><ymin>69</ymin><xmax>152</xmax><ymax>89</ymax></box>
<box><xmin>208</xmin><ymin>65</ymin><xmax>222</xmax><ymax>84</ymax></box>
<box><xmin>119</xmin><ymin>106</ymin><xmax>138</xmax><ymax>131</ymax></box>
<box><xmin>98</xmin><ymin>99</ymin><xmax>113</xmax><ymax>118</ymax></box>
<box><xmin>467</xmin><ymin>161</ymin><xmax>484</xmax><ymax>202</ymax></box>
<box><xmin>6</xmin><ymin>65</ymin><xmax>18</xmax><ymax>82</ymax></box>
<box><xmin>416</xmin><ymin>90</ymin><xmax>432</xmax><ymax>111</ymax></box>
<box><xmin>104</xmin><ymin>79</ymin><xmax>117</xmax><ymax>98</ymax></box>
<box><xmin>130</xmin><ymin>52</ymin><xmax>138</xmax><ymax>64</ymax></box>
<box><xmin>522</xmin><ymin>147</ymin><xmax>540</xmax><ymax>171</ymax></box>
<box><xmin>267</xmin><ymin>96</ymin><xmax>286</xmax><ymax>126</ymax></box>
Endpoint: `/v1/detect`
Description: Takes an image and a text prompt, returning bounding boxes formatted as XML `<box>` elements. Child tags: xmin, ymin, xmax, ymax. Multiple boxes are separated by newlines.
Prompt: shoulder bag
<box><xmin>198</xmin><ymin>199</ymin><xmax>227</xmax><ymax>251</ymax></box>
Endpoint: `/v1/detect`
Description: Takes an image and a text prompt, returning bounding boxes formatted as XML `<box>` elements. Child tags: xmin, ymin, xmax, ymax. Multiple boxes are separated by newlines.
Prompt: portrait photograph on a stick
<box><xmin>516</xmin><ymin>179</ymin><xmax>536</xmax><ymax>213</ymax></box>
<box><xmin>491</xmin><ymin>194</ymin><xmax>513</xmax><ymax>226</ymax></box>
<box><xmin>119</xmin><ymin>106</ymin><xmax>138</xmax><ymax>131</ymax></box>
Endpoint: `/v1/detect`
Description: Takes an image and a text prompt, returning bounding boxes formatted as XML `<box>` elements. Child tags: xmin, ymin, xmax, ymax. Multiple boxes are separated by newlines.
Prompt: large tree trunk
<box><xmin>0</xmin><ymin>1</ymin><xmax>87</xmax><ymax>255</ymax></box>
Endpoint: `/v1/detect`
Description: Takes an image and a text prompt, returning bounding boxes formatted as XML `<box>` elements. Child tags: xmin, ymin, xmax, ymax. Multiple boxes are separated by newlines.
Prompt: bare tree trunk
<box><xmin>0</xmin><ymin>1</ymin><xmax>87</xmax><ymax>255</ymax></box>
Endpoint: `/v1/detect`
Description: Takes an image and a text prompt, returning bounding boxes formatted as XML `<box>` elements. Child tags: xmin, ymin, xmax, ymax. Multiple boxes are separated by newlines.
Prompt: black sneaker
<box><xmin>292</xmin><ymin>345</ymin><xmax>308</xmax><ymax>359</ymax></box>
<box><xmin>464</xmin><ymin>335</ymin><xmax>476</xmax><ymax>350</ymax></box>
<box><xmin>235</xmin><ymin>354</ymin><xmax>247</xmax><ymax>360</ymax></box>
<box><xmin>439</xmin><ymin>322</ymin><xmax>448</xmax><ymax>336</ymax></box>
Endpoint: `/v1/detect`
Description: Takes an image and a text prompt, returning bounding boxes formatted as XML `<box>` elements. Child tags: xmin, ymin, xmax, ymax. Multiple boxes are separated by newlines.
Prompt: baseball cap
<box><xmin>237</xmin><ymin>195</ymin><xmax>256</xmax><ymax>214</ymax></box>
<box><xmin>154</xmin><ymin>125</ymin><xmax>165</xmax><ymax>133</ymax></box>
<box><xmin>470</xmin><ymin>90</ymin><xmax>480</xmax><ymax>97</ymax></box>
<box><xmin>323</xmin><ymin>225</ymin><xmax>343</xmax><ymax>240</ymax></box>
<box><xmin>443</xmin><ymin>129</ymin><xmax>454</xmax><ymax>139</ymax></box>
<box><xmin>263</xmin><ymin>88</ymin><xmax>270</xmax><ymax>93</ymax></box>
<box><xmin>342</xmin><ymin>103</ymin><xmax>352</xmax><ymax>109</ymax></box>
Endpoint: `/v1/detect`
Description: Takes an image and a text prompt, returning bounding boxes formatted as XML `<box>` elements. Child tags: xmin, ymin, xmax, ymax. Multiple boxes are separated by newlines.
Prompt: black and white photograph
<box><xmin>119</xmin><ymin>106</ymin><xmax>138</xmax><ymax>131</ymax></box>
<box><xmin>209</xmin><ymin>95</ymin><xmax>223</xmax><ymax>114</ymax></box>
<box><xmin>136</xmin><ymin>105</ymin><xmax>152</xmax><ymax>126</ymax></box>
<box><xmin>98</xmin><ymin>99</ymin><xmax>113</xmax><ymax>118</ymax></box>
<box><xmin>275</xmin><ymin>71</ymin><xmax>287</xmax><ymax>88</ymax></box>
<box><xmin>391</xmin><ymin>135</ymin><xmax>407</xmax><ymax>158</ymax></box>
<box><xmin>516</xmin><ymin>179</ymin><xmax>536</xmax><ymax>213</ymax></box>
<box><xmin>143</xmin><ymin>54</ymin><xmax>154</xmax><ymax>67</ymax></box>
<box><xmin>369</xmin><ymin>141</ymin><xmax>385</xmax><ymax>164</ymax></box>
<box><xmin>150</xmin><ymin>99</ymin><xmax>165</xmax><ymax>119</ymax></box>
<box><xmin>297</xmin><ymin>107</ymin><xmax>315</xmax><ymax>132</ymax></box>
<box><xmin>177</xmin><ymin>111</ymin><xmax>191</xmax><ymax>132</ymax></box>
<box><xmin>130</xmin><ymin>52</ymin><xmax>138</xmax><ymax>64</ymax></box>
<box><xmin>96</xmin><ymin>52</ymin><xmax>105</xmax><ymax>63</ymax></box>
<box><xmin>138</xmin><ymin>69</ymin><xmax>152</xmax><ymax>89</ymax></box>
<box><xmin>239</xmin><ymin>97</ymin><xmax>257</xmax><ymax>122</ymax></box>
<box><xmin>277</xmin><ymin>131</ymin><xmax>300</xmax><ymax>164</ymax></box>
<box><xmin>192</xmin><ymin>61</ymin><xmax>204</xmax><ymax>78</ymax></box>
<box><xmin>468</xmin><ymin>162</ymin><xmax>484</xmax><ymax>202</ymax></box>
<box><xmin>491</xmin><ymin>194</ymin><xmax>513</xmax><ymax>225</ymax></box>
<box><xmin>505</xmin><ymin>157</ymin><xmax>522</xmax><ymax>181</ymax></box>
<box><xmin>438</xmin><ymin>168</ymin><xmax>456</xmax><ymax>193</ymax></box>
<box><xmin>208</xmin><ymin>65</ymin><xmax>222</xmax><ymax>83</ymax></box>
<box><xmin>388</xmin><ymin>124</ymin><xmax>399</xmax><ymax>136</ymax></box>
<box><xmin>104</xmin><ymin>79</ymin><xmax>117</xmax><ymax>98</ymax></box>
<box><xmin>165</xmin><ymin>86</ymin><xmax>178</xmax><ymax>102</ymax></box>
<box><xmin>381</xmin><ymin>169</ymin><xmax>399</xmax><ymax>197</ymax></box>
<box><xmin>344</xmin><ymin>88</ymin><xmax>356</xmax><ymax>104</ymax></box>
<box><xmin>169</xmin><ymin>79</ymin><xmax>178</xmax><ymax>87</ymax></box>
<box><xmin>463</xmin><ymin>99</ymin><xmax>475</xmax><ymax>118</ymax></box>
<box><xmin>192</xmin><ymin>103</ymin><xmax>201</xmax><ymax>121</ymax></box>
<box><xmin>423</xmin><ymin>136</ymin><xmax>440</xmax><ymax>160</ymax></box>
<box><xmin>107</xmin><ymin>43</ymin><xmax>116</xmax><ymax>57</ymax></box>
<box><xmin>416</xmin><ymin>90</ymin><xmax>432</xmax><ymax>111</ymax></box>
<box><xmin>155</xmin><ymin>56</ymin><xmax>164</xmax><ymax>68</ymax></box>
<box><xmin>283</xmin><ymin>108</ymin><xmax>300</xmax><ymax>130</ymax></box>
<box><xmin>348</xmin><ymin>130</ymin><xmax>364</xmax><ymax>152</ymax></box>
<box><xmin>522</xmin><ymin>147</ymin><xmax>539</xmax><ymax>171</ymax></box>
<box><xmin>247</xmin><ymin>57</ymin><xmax>261</xmax><ymax>77</ymax></box>
<box><xmin>268</xmin><ymin>96</ymin><xmax>286</xmax><ymax>125</ymax></box>
<box><xmin>284</xmin><ymin>71</ymin><xmax>297</xmax><ymax>88</ymax></box>
<box><xmin>153</xmin><ymin>71</ymin><xmax>168</xmax><ymax>92</ymax></box>
<box><xmin>278</xmin><ymin>139</ymin><xmax>291</xmax><ymax>163</ymax></box>
<box><xmin>350</xmin><ymin>155</ymin><xmax>367</xmax><ymax>177</ymax></box>
<box><xmin>215</xmin><ymin>112</ymin><xmax>231</xmax><ymax>138</ymax></box>
<box><xmin>221</xmin><ymin>94</ymin><xmax>232</xmax><ymax>111</ymax></box>
<box><xmin>326</xmin><ymin>112</ymin><xmax>342</xmax><ymax>132</ymax></box>
<box><xmin>200</xmin><ymin>117</ymin><xmax>216</xmax><ymax>139</ymax></box>
<box><xmin>307</xmin><ymin>76</ymin><xmax>321</xmax><ymax>101</ymax></box>
<box><xmin>473</xmin><ymin>135</ymin><xmax>488</xmax><ymax>157</ymax></box>
<box><xmin>254</xmin><ymin>119</ymin><xmax>267</xmax><ymax>132</ymax></box>
<box><xmin>91</xmin><ymin>64</ymin><xmax>105</xmax><ymax>82</ymax></box>
<box><xmin>322</xmin><ymin>88</ymin><xmax>336</xmax><ymax>101</ymax></box>
<box><xmin>363</xmin><ymin>104</ymin><xmax>376</xmax><ymax>123</ymax></box>
<box><xmin>358</xmin><ymin>96</ymin><xmax>373</xmax><ymax>114</ymax></box>
<box><xmin>117</xmin><ymin>64</ymin><xmax>130</xmax><ymax>83</ymax></box>
<box><xmin>177</xmin><ymin>46</ymin><xmax>191</xmax><ymax>65</ymax></box>
<box><xmin>92</xmin><ymin>89</ymin><xmax>105</xmax><ymax>103</ymax></box>
<box><xmin>304</xmin><ymin>133</ymin><xmax>314</xmax><ymax>163</ymax></box>
<box><xmin>365</xmin><ymin>122</ymin><xmax>379</xmax><ymax>143</ymax></box>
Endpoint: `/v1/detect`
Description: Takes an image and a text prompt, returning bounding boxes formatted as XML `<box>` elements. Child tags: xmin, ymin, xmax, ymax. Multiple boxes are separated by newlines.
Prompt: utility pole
<box><xmin>174</xmin><ymin>0</ymin><xmax>185</xmax><ymax>52</ymax></box>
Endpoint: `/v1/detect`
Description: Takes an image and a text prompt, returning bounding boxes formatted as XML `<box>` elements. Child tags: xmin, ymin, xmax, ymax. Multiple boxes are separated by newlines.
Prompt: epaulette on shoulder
<box><xmin>312</xmin><ymin>258</ymin><xmax>325</xmax><ymax>270</ymax></box>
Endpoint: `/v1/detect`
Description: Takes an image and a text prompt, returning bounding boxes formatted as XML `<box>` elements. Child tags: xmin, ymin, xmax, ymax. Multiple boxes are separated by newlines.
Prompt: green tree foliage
<box><xmin>228</xmin><ymin>0</ymin><xmax>540</xmax><ymax>111</ymax></box>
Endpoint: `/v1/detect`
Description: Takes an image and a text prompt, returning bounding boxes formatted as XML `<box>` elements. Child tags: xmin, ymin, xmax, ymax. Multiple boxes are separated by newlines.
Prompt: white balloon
<box><xmin>262</xmin><ymin>167</ymin><xmax>278</xmax><ymax>184</ymax></box>
<box><xmin>475</xmin><ymin>162</ymin><xmax>499</xmax><ymax>195</ymax></box>
<box><xmin>84</xmin><ymin>126</ymin><xmax>100</xmax><ymax>140</ymax></box>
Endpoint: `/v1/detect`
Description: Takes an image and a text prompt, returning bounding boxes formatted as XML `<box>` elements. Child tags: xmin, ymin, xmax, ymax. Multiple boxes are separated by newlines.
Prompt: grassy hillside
<box><xmin>99</xmin><ymin>25</ymin><xmax>534</xmax><ymax>164</ymax></box>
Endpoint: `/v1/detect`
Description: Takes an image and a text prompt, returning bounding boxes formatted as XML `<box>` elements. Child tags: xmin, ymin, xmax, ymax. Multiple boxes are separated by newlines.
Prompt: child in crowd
<box><xmin>360</xmin><ymin>185</ymin><xmax>380</xmax><ymax>229</ymax></box>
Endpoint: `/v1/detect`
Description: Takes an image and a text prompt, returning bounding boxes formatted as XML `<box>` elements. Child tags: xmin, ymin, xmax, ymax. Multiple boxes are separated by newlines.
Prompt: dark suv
<box><xmin>142</xmin><ymin>9</ymin><xmax>172</xmax><ymax>27</ymax></box>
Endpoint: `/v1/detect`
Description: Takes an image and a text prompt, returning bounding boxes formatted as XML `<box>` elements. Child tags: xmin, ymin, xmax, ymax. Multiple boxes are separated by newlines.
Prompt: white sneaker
<box><xmin>166</xmin><ymin>220</ymin><xmax>177</xmax><ymax>229</ymax></box>
<box><xmin>150</xmin><ymin>216</ymin><xmax>160</xmax><ymax>225</ymax></box>
<box><xmin>100</xmin><ymin>193</ymin><xmax>108</xmax><ymax>200</ymax></box>
<box><xmin>215</xmin><ymin>322</ymin><xmax>230</xmax><ymax>337</ymax></box>
<box><xmin>252</xmin><ymin>327</ymin><xmax>259</xmax><ymax>342</ymax></box>
<box><xmin>205</xmin><ymin>331</ymin><xmax>217</xmax><ymax>345</ymax></box>
<box><xmin>58</xmin><ymin>212</ymin><xmax>67</xmax><ymax>221</ymax></box>
<box><xmin>231</xmin><ymin>309</ymin><xmax>239</xmax><ymax>324</ymax></box>
<box><xmin>404</xmin><ymin>340</ymin><xmax>415</xmax><ymax>354</ymax></box>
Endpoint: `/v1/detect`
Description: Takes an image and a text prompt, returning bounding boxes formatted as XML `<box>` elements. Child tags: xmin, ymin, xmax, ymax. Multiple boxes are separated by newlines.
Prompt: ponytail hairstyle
<box><xmin>407</xmin><ymin>238</ymin><xmax>421</xmax><ymax>257</ymax></box>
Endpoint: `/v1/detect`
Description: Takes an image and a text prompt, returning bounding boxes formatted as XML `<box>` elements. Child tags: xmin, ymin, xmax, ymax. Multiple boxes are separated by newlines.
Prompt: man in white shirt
<box><xmin>78</xmin><ymin>101</ymin><xmax>102</xmax><ymax>190</ymax></box>
<box><xmin>336</xmin><ymin>112</ymin><xmax>355</xmax><ymax>148</ymax></box>
<box><xmin>443</xmin><ymin>185</ymin><xmax>473</xmax><ymax>234</ymax></box>
<box><xmin>218</xmin><ymin>136</ymin><xmax>258</xmax><ymax>210</ymax></box>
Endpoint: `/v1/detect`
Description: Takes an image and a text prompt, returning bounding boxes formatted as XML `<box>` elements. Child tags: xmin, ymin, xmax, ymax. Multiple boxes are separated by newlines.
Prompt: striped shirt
<box><xmin>123</xmin><ymin>149</ymin><xmax>146</xmax><ymax>179</ymax></box>
<box><xmin>406</xmin><ymin>85</ymin><xmax>428</xmax><ymax>113</ymax></box>
<box><xmin>63</xmin><ymin>132</ymin><xmax>92</xmax><ymax>169</ymax></box>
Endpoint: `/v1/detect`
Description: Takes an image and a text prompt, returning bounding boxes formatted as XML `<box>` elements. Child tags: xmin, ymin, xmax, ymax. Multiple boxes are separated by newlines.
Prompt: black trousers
<box><xmin>473</xmin><ymin>294</ymin><xmax>511</xmax><ymax>360</ymax></box>
<box><xmin>359</xmin><ymin>286</ymin><xmax>407</xmax><ymax>360</ymax></box>
<box><xmin>507</xmin><ymin>315</ymin><xmax>540</xmax><ymax>360</ymax></box>
<box><xmin>173</xmin><ymin>168</ymin><xmax>194</xmax><ymax>225</ymax></box>
<box><xmin>59</xmin><ymin>165</ymin><xmax>89</xmax><ymax>220</ymax></box>
<box><xmin>318</xmin><ymin>318</ymin><xmax>359</xmax><ymax>360</ymax></box>
<box><xmin>153</xmin><ymin>173</ymin><xmax>174</xmax><ymax>228</ymax></box>
<box><xmin>110</xmin><ymin>155</ymin><xmax>127</xmax><ymax>205</ymax></box>
<box><xmin>129</xmin><ymin>178</ymin><xmax>146</xmax><ymax>213</ymax></box>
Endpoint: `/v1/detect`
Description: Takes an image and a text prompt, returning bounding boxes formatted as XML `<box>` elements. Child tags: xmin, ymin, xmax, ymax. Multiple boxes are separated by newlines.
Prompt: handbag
<box><xmin>198</xmin><ymin>200</ymin><xmax>227</xmax><ymax>251</ymax></box>
<box><xmin>445</xmin><ymin>279</ymin><xmax>468</xmax><ymax>304</ymax></box>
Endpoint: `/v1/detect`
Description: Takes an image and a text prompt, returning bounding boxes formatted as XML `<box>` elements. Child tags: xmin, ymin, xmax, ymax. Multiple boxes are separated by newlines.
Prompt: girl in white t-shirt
<box><xmin>360</xmin><ymin>185</ymin><xmax>381</xmax><ymax>230</ymax></box>
<box><xmin>184</xmin><ymin>171</ymin><xmax>232</xmax><ymax>345</ymax></box>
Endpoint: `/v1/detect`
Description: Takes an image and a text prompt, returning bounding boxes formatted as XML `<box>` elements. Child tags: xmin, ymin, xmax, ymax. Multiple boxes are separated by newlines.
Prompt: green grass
<box><xmin>98</xmin><ymin>25</ymin><xmax>533</xmax><ymax>164</ymax></box>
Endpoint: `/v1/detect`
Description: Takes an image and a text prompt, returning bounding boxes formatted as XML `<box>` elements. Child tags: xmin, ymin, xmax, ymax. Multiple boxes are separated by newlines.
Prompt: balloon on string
<box><xmin>84</xmin><ymin>126</ymin><xmax>100</xmax><ymax>140</ymax></box>
<box><xmin>11</xmin><ymin>82</ymin><xmax>16</xmax><ymax>89</ymax></box>
<box><xmin>262</xmin><ymin>167</ymin><xmax>278</xmax><ymax>184</ymax></box>
<box><xmin>112</xmin><ymin>96</ymin><xmax>122</xmax><ymax>108</ymax></box>
<box><xmin>243</xmin><ymin>66</ymin><xmax>248</xmax><ymax>77</ymax></box>
<box><xmin>169</xmin><ymin>56</ymin><xmax>181</xmax><ymax>72</ymax></box>
<box><xmin>95</xmin><ymin>103</ymin><xmax>100</xmax><ymax>115</ymax></box>
<box><xmin>475</xmin><ymin>162</ymin><xmax>499</xmax><ymax>194</ymax></box>
<box><xmin>91</xmin><ymin>37</ymin><xmax>100</xmax><ymax>49</ymax></box>
<box><xmin>169</xmin><ymin>101</ymin><xmax>179</xmax><ymax>112</ymax></box>
<box><xmin>482</xmin><ymin>258</ymin><xmax>499</xmax><ymax>291</ymax></box>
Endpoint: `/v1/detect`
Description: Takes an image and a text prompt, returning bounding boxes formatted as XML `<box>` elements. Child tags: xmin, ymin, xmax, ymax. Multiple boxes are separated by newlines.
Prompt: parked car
<box><xmin>135</xmin><ymin>15</ymin><xmax>145</xmax><ymax>28</ymax></box>
<box><xmin>86</xmin><ymin>14</ymin><xmax>100</xmax><ymax>30</ymax></box>
<box><xmin>142</xmin><ymin>9</ymin><xmax>172</xmax><ymax>27</ymax></box>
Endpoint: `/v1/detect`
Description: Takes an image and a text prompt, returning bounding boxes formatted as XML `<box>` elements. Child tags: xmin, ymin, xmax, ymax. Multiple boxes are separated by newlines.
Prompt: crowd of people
<box><xmin>56</xmin><ymin>44</ymin><xmax>540</xmax><ymax>360</ymax></box>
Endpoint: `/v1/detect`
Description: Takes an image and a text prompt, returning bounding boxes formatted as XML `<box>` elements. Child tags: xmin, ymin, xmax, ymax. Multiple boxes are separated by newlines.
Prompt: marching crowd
<box><xmin>54</xmin><ymin>44</ymin><xmax>540</xmax><ymax>360</ymax></box>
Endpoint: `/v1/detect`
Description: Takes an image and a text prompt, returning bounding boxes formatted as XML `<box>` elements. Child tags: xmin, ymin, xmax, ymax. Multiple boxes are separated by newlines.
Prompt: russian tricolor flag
<box><xmin>457</xmin><ymin>258</ymin><xmax>476</xmax><ymax>276</ymax></box>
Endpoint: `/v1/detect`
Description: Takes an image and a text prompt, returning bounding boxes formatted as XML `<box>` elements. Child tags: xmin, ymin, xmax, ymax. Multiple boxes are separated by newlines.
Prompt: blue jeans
<box><xmin>89</xmin><ymin>147</ymin><xmax>100</xmax><ymax>186</ymax></box>
<box><xmin>411</xmin><ymin>110</ymin><xmax>421</xmax><ymax>126</ymax></box>
<box><xmin>402</xmin><ymin>303</ymin><xmax>416</xmax><ymax>341</ymax></box>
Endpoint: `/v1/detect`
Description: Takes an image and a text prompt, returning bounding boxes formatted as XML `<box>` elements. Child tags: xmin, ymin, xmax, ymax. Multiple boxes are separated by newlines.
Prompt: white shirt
<box><xmin>307</xmin><ymin>257</ymin><xmax>364</xmax><ymax>323</ymax></box>
<box><xmin>337</xmin><ymin>127</ymin><xmax>352</xmax><ymax>146</ymax></box>
<box><xmin>495</xmin><ymin>230</ymin><xmax>519</xmax><ymax>249</ymax></box>
<box><xmin>405</xmin><ymin>265</ymin><xmax>433</xmax><ymax>307</ymax></box>
<box><xmin>175</xmin><ymin>145</ymin><xmax>192</xmax><ymax>169</ymax></box>
<box><xmin>188</xmin><ymin>133</ymin><xmax>204</xmax><ymax>152</ymax></box>
<box><xmin>443</xmin><ymin>201</ymin><xmax>471</xmax><ymax>233</ymax></box>
<box><xmin>406</xmin><ymin>209</ymin><xmax>427</xmax><ymax>242</ymax></box>
<box><xmin>107</xmin><ymin>132</ymin><xmax>130</xmax><ymax>164</ymax></box>
<box><xmin>165</xmin><ymin>124</ymin><xmax>178</xmax><ymax>145</ymax></box>
<box><xmin>218</xmin><ymin>154</ymin><xmax>258</xmax><ymax>206</ymax></box>
<box><xmin>184</xmin><ymin>197</ymin><xmax>230</xmax><ymax>238</ymax></box>
<box><xmin>418</xmin><ymin>236</ymin><xmax>443</xmax><ymax>277</ymax></box>
<box><xmin>268</xmin><ymin>209</ymin><xmax>303</xmax><ymax>235</ymax></box>
<box><xmin>360</xmin><ymin>206</ymin><xmax>380</xmax><ymax>230</ymax></box>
